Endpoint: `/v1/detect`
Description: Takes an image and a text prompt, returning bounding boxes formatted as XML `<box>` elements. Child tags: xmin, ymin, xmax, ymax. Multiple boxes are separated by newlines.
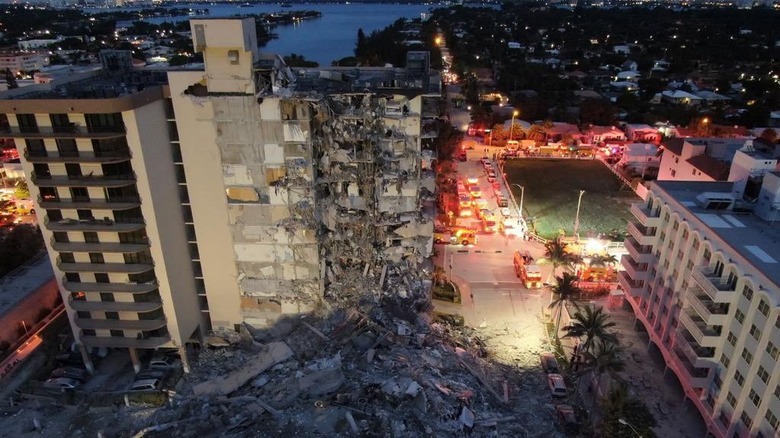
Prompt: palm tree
<box><xmin>563</xmin><ymin>306</ymin><xmax>618</xmax><ymax>357</ymax></box>
<box><xmin>540</xmin><ymin>237</ymin><xmax>578</xmax><ymax>284</ymax></box>
<box><xmin>548</xmin><ymin>272</ymin><xmax>582</xmax><ymax>339</ymax></box>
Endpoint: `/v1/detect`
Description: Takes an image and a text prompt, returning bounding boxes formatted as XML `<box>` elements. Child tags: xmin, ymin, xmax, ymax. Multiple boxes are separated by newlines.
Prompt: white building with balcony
<box><xmin>620</xmin><ymin>179</ymin><xmax>780</xmax><ymax>438</ymax></box>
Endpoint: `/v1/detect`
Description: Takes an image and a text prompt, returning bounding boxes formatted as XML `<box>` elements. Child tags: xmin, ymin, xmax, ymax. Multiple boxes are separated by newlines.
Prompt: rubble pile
<box><xmin>105</xmin><ymin>310</ymin><xmax>558</xmax><ymax>438</ymax></box>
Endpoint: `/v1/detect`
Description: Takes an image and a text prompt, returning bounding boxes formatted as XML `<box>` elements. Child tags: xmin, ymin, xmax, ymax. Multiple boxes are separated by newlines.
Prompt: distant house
<box><xmin>696</xmin><ymin>90</ymin><xmax>731</xmax><ymax>104</ymax></box>
<box><xmin>658</xmin><ymin>137</ymin><xmax>745</xmax><ymax>181</ymax></box>
<box><xmin>624</xmin><ymin>124</ymin><xmax>661</xmax><ymax>143</ymax></box>
<box><xmin>584</xmin><ymin>126</ymin><xmax>627</xmax><ymax>144</ymax></box>
<box><xmin>616</xmin><ymin>70</ymin><xmax>640</xmax><ymax>82</ymax></box>
<box><xmin>507</xmin><ymin>42</ymin><xmax>522</xmax><ymax>49</ymax></box>
<box><xmin>613</xmin><ymin>45</ymin><xmax>630</xmax><ymax>54</ymax></box>
<box><xmin>546</xmin><ymin>123</ymin><xmax>581</xmax><ymax>143</ymax></box>
<box><xmin>621</xmin><ymin>60</ymin><xmax>638</xmax><ymax>71</ymax></box>
<box><xmin>661</xmin><ymin>90</ymin><xmax>703</xmax><ymax>106</ymax></box>
<box><xmin>619</xmin><ymin>143</ymin><xmax>661</xmax><ymax>174</ymax></box>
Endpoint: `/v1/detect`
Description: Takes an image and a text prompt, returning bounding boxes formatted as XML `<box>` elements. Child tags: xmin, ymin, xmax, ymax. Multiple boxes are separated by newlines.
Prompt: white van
<box><xmin>130</xmin><ymin>378</ymin><xmax>162</xmax><ymax>391</ymax></box>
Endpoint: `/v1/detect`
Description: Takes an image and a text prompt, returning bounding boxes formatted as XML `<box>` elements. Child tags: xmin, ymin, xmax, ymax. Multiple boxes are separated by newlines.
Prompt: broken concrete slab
<box><xmin>192</xmin><ymin>342</ymin><xmax>293</xmax><ymax>397</ymax></box>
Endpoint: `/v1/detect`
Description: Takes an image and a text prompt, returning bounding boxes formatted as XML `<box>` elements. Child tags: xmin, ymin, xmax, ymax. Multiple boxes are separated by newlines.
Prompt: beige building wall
<box><xmin>124</xmin><ymin>101</ymin><xmax>202</xmax><ymax>346</ymax></box>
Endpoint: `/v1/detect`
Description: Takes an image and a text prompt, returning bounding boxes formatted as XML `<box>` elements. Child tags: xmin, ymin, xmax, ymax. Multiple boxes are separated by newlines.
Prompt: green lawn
<box><xmin>504</xmin><ymin>159</ymin><xmax>639</xmax><ymax>240</ymax></box>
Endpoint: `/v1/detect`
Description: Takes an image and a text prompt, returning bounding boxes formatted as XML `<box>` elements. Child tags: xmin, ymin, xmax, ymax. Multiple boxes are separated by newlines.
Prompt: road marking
<box><xmin>469</xmin><ymin>281</ymin><xmax>525</xmax><ymax>288</ymax></box>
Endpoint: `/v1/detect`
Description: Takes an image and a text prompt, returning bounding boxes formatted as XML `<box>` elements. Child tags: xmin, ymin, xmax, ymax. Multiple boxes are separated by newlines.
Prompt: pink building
<box><xmin>624</xmin><ymin>124</ymin><xmax>662</xmax><ymax>143</ymax></box>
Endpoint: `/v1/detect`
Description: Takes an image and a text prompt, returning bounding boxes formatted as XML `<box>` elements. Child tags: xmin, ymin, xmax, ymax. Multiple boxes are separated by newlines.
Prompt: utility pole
<box><xmin>574</xmin><ymin>190</ymin><xmax>585</xmax><ymax>239</ymax></box>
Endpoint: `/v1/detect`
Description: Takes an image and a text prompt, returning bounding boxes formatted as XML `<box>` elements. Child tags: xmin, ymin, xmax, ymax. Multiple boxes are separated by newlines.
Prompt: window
<box><xmin>776</xmin><ymin>315</ymin><xmax>780</xmax><ymax>329</ymax></box>
<box><xmin>757</xmin><ymin>366</ymin><xmax>770</xmax><ymax>384</ymax></box>
<box><xmin>682</xmin><ymin>229</ymin><xmax>689</xmax><ymax>240</ymax></box>
<box><xmin>673</xmin><ymin>220</ymin><xmax>679</xmax><ymax>231</ymax></box>
<box><xmin>741</xmin><ymin>348</ymin><xmax>753</xmax><ymax>365</ymax></box>
<box><xmin>735</xmin><ymin>309</ymin><xmax>745</xmax><ymax>324</ymax></box>
<box><xmin>703</xmin><ymin>248</ymin><xmax>711</xmax><ymax>263</ymax></box>
<box><xmin>749</xmin><ymin>325</ymin><xmax>761</xmax><ymax>342</ymax></box>
<box><xmin>720</xmin><ymin>354</ymin><xmax>730</xmax><ymax>368</ymax></box>
<box><xmin>734</xmin><ymin>370</ymin><xmax>745</xmax><ymax>387</ymax></box>
<box><xmin>89</xmin><ymin>253</ymin><xmax>104</xmax><ymax>264</ymax></box>
<box><xmin>727</xmin><ymin>332</ymin><xmax>737</xmax><ymax>346</ymax></box>
<box><xmin>775</xmin><ymin>384</ymin><xmax>780</xmax><ymax>399</ymax></box>
<box><xmin>99</xmin><ymin>292</ymin><xmax>114</xmax><ymax>302</ymax></box>
<box><xmin>742</xmin><ymin>285</ymin><xmax>753</xmax><ymax>301</ymax></box>
<box><xmin>726</xmin><ymin>392</ymin><xmax>736</xmax><ymax>407</ymax></box>
<box><xmin>84</xmin><ymin>232</ymin><xmax>99</xmax><ymax>243</ymax></box>
<box><xmin>686</xmin><ymin>260</ymin><xmax>694</xmax><ymax>271</ymax></box>
<box><xmin>767</xmin><ymin>341</ymin><xmax>780</xmax><ymax>360</ymax></box>
<box><xmin>59</xmin><ymin>252</ymin><xmax>75</xmax><ymax>263</ymax></box>
<box><xmin>16</xmin><ymin>113</ymin><xmax>38</xmax><ymax>132</ymax></box>
<box><xmin>748</xmin><ymin>389</ymin><xmax>761</xmax><ymax>407</ymax></box>
<box><xmin>94</xmin><ymin>273</ymin><xmax>109</xmax><ymax>283</ymax></box>
<box><xmin>53</xmin><ymin>232</ymin><xmax>69</xmax><ymax>243</ymax></box>
<box><xmin>77</xmin><ymin>209</ymin><xmax>93</xmax><ymax>220</ymax></box>
<box><xmin>757</xmin><ymin>299</ymin><xmax>769</xmax><ymax>317</ymax></box>
<box><xmin>677</xmin><ymin>249</ymin><xmax>684</xmax><ymax>260</ymax></box>
<box><xmin>692</xmin><ymin>239</ymin><xmax>699</xmax><ymax>250</ymax></box>
<box><xmin>766</xmin><ymin>410</ymin><xmax>779</xmax><ymax>431</ymax></box>
<box><xmin>740</xmin><ymin>411</ymin><xmax>752</xmax><ymax>429</ymax></box>
<box><xmin>681</xmin><ymin>280</ymin><xmax>688</xmax><ymax>291</ymax></box>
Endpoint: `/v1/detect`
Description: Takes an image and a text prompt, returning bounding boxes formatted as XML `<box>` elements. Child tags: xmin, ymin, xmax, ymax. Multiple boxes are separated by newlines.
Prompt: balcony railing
<box><xmin>678</xmin><ymin>309</ymin><xmax>721</xmax><ymax>348</ymax></box>
<box><xmin>31</xmin><ymin>172</ymin><xmax>136</xmax><ymax>188</ymax></box>
<box><xmin>674</xmin><ymin>329</ymin><xmax>716</xmax><ymax>368</ymax></box>
<box><xmin>624</xmin><ymin>237</ymin><xmax>654</xmax><ymax>264</ymax></box>
<box><xmin>618</xmin><ymin>270</ymin><xmax>646</xmax><ymax>299</ymax></box>
<box><xmin>0</xmin><ymin>124</ymin><xmax>126</xmax><ymax>139</ymax></box>
<box><xmin>74</xmin><ymin>317</ymin><xmax>166</xmax><ymax>331</ymax></box>
<box><xmin>691</xmin><ymin>267</ymin><xmax>737</xmax><ymax>302</ymax></box>
<box><xmin>621</xmin><ymin>254</ymin><xmax>650</xmax><ymax>282</ymax></box>
<box><xmin>687</xmin><ymin>292</ymin><xmax>730</xmax><ymax>326</ymax></box>
<box><xmin>57</xmin><ymin>259</ymin><xmax>154</xmax><ymax>274</ymax></box>
<box><xmin>68</xmin><ymin>297</ymin><xmax>162</xmax><ymax>313</ymax></box>
<box><xmin>671</xmin><ymin>343</ymin><xmax>712</xmax><ymax>388</ymax></box>
<box><xmin>80</xmin><ymin>332</ymin><xmax>170</xmax><ymax>349</ymax></box>
<box><xmin>627</xmin><ymin>221</ymin><xmax>656</xmax><ymax>246</ymax></box>
<box><xmin>24</xmin><ymin>147</ymin><xmax>131</xmax><ymax>164</ymax></box>
<box><xmin>630</xmin><ymin>203</ymin><xmax>661</xmax><ymax>227</ymax></box>
<box><xmin>62</xmin><ymin>278</ymin><xmax>158</xmax><ymax>294</ymax></box>
<box><xmin>50</xmin><ymin>238</ymin><xmax>149</xmax><ymax>253</ymax></box>
<box><xmin>44</xmin><ymin>216</ymin><xmax>145</xmax><ymax>232</ymax></box>
<box><xmin>38</xmin><ymin>195</ymin><xmax>141</xmax><ymax>210</ymax></box>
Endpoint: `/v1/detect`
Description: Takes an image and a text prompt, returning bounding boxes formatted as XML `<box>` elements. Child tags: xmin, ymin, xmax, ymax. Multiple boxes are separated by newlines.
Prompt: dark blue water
<box><xmin>102</xmin><ymin>3</ymin><xmax>437</xmax><ymax>66</ymax></box>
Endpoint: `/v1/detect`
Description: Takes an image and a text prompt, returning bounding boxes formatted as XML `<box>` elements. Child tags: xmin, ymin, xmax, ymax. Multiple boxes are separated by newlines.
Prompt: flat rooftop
<box><xmin>0</xmin><ymin>254</ymin><xmax>54</xmax><ymax>318</ymax></box>
<box><xmin>654</xmin><ymin>180</ymin><xmax>780</xmax><ymax>289</ymax></box>
<box><xmin>1</xmin><ymin>69</ymin><xmax>168</xmax><ymax>101</ymax></box>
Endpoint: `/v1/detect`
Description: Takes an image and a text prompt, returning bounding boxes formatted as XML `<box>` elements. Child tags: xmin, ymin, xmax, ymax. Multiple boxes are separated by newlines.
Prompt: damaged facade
<box><xmin>0</xmin><ymin>17</ymin><xmax>441</xmax><ymax>369</ymax></box>
<box><xmin>169</xmin><ymin>18</ymin><xmax>442</xmax><ymax>330</ymax></box>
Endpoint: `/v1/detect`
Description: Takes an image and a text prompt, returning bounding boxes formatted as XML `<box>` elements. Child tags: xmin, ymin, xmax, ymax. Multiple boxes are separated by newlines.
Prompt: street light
<box><xmin>509</xmin><ymin>110</ymin><xmax>519</xmax><ymax>142</ymax></box>
<box><xmin>618</xmin><ymin>418</ymin><xmax>642</xmax><ymax>438</ymax></box>
<box><xmin>512</xmin><ymin>183</ymin><xmax>525</xmax><ymax>224</ymax></box>
<box><xmin>574</xmin><ymin>190</ymin><xmax>585</xmax><ymax>239</ymax></box>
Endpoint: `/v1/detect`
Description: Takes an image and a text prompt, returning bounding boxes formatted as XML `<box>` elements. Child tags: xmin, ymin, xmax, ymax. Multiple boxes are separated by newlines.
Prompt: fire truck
<box><xmin>513</xmin><ymin>251</ymin><xmax>542</xmax><ymax>289</ymax></box>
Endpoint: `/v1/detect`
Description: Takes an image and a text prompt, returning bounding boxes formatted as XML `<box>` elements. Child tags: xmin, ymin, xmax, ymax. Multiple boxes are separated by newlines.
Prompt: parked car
<box><xmin>50</xmin><ymin>367</ymin><xmax>88</xmax><ymax>382</ymax></box>
<box><xmin>491</xmin><ymin>180</ymin><xmax>501</xmax><ymax>190</ymax></box>
<box><xmin>43</xmin><ymin>377</ymin><xmax>81</xmax><ymax>390</ymax></box>
<box><xmin>496</xmin><ymin>197</ymin><xmax>509</xmax><ymax>208</ymax></box>
<box><xmin>480</xmin><ymin>155</ymin><xmax>489</xmax><ymax>164</ymax></box>
<box><xmin>499</xmin><ymin>207</ymin><xmax>512</xmax><ymax>217</ymax></box>
<box><xmin>540</xmin><ymin>352</ymin><xmax>560</xmax><ymax>373</ymax></box>
<box><xmin>547</xmin><ymin>374</ymin><xmax>567</xmax><ymax>397</ymax></box>
<box><xmin>129</xmin><ymin>378</ymin><xmax>162</xmax><ymax>392</ymax></box>
<box><xmin>555</xmin><ymin>404</ymin><xmax>579</xmax><ymax>433</ymax></box>
<box><xmin>149</xmin><ymin>353</ymin><xmax>179</xmax><ymax>369</ymax></box>
<box><xmin>466</xmin><ymin>176</ymin><xmax>479</xmax><ymax>185</ymax></box>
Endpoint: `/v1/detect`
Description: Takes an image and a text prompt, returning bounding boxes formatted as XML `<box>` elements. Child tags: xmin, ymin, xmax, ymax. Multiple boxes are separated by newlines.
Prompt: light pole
<box><xmin>618</xmin><ymin>418</ymin><xmax>642</xmax><ymax>438</ymax></box>
<box><xmin>509</xmin><ymin>110</ymin><xmax>519</xmax><ymax>142</ymax></box>
<box><xmin>574</xmin><ymin>190</ymin><xmax>585</xmax><ymax>239</ymax></box>
<box><xmin>512</xmin><ymin>183</ymin><xmax>524</xmax><ymax>224</ymax></box>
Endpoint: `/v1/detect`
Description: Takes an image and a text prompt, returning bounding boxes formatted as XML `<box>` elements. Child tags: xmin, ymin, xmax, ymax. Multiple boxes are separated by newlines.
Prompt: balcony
<box><xmin>44</xmin><ymin>217</ymin><xmax>145</xmax><ymax>232</ymax></box>
<box><xmin>51</xmin><ymin>239</ymin><xmax>149</xmax><ymax>253</ymax></box>
<box><xmin>69</xmin><ymin>298</ymin><xmax>162</xmax><ymax>313</ymax></box>
<box><xmin>80</xmin><ymin>333</ymin><xmax>170</xmax><ymax>349</ymax></box>
<box><xmin>630</xmin><ymin>203</ymin><xmax>661</xmax><ymax>227</ymax></box>
<box><xmin>671</xmin><ymin>343</ymin><xmax>712</xmax><ymax>388</ymax></box>
<box><xmin>624</xmin><ymin>237</ymin><xmax>654</xmax><ymax>264</ymax></box>
<box><xmin>627</xmin><ymin>221</ymin><xmax>656</xmax><ymax>246</ymax></box>
<box><xmin>38</xmin><ymin>195</ymin><xmax>141</xmax><ymax>210</ymax></box>
<box><xmin>687</xmin><ymin>292</ymin><xmax>730</xmax><ymax>326</ymax></box>
<box><xmin>678</xmin><ymin>309</ymin><xmax>721</xmax><ymax>348</ymax></box>
<box><xmin>73</xmin><ymin>317</ymin><xmax>167</xmax><ymax>331</ymax></box>
<box><xmin>62</xmin><ymin>278</ymin><xmax>158</xmax><ymax>294</ymax></box>
<box><xmin>57</xmin><ymin>260</ymin><xmax>154</xmax><ymax>274</ymax></box>
<box><xmin>0</xmin><ymin>125</ymin><xmax>126</xmax><ymax>139</ymax></box>
<box><xmin>31</xmin><ymin>172</ymin><xmax>136</xmax><ymax>188</ymax></box>
<box><xmin>24</xmin><ymin>147</ymin><xmax>131</xmax><ymax>164</ymax></box>
<box><xmin>674</xmin><ymin>329</ymin><xmax>716</xmax><ymax>368</ymax></box>
<box><xmin>691</xmin><ymin>267</ymin><xmax>737</xmax><ymax>302</ymax></box>
<box><xmin>618</xmin><ymin>270</ymin><xmax>646</xmax><ymax>299</ymax></box>
<box><xmin>621</xmin><ymin>254</ymin><xmax>650</xmax><ymax>282</ymax></box>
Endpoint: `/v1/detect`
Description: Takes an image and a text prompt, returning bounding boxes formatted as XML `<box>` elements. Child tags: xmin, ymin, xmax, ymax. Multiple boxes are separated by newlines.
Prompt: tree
<box><xmin>562</xmin><ymin>306</ymin><xmax>618</xmax><ymax>357</ymax></box>
<box><xmin>167</xmin><ymin>54</ymin><xmax>189</xmax><ymax>67</ymax></box>
<box><xmin>759</xmin><ymin>128</ymin><xmax>777</xmax><ymax>143</ymax></box>
<box><xmin>283</xmin><ymin>54</ymin><xmax>318</xmax><ymax>67</ymax></box>
<box><xmin>433</xmin><ymin>121</ymin><xmax>463</xmax><ymax>161</ymax></box>
<box><xmin>579</xmin><ymin>99</ymin><xmax>617</xmax><ymax>126</ymax></box>
<box><xmin>540</xmin><ymin>237</ymin><xmax>578</xmax><ymax>283</ymax></box>
<box><xmin>600</xmin><ymin>384</ymin><xmax>658</xmax><ymax>438</ymax></box>
<box><xmin>548</xmin><ymin>272</ymin><xmax>582</xmax><ymax>340</ymax></box>
<box><xmin>4</xmin><ymin>69</ymin><xmax>17</xmax><ymax>90</ymax></box>
<box><xmin>14</xmin><ymin>180</ymin><xmax>29</xmax><ymax>200</ymax></box>
<box><xmin>589</xmin><ymin>254</ymin><xmax>617</xmax><ymax>268</ymax></box>
<box><xmin>355</xmin><ymin>28</ymin><xmax>367</xmax><ymax>59</ymax></box>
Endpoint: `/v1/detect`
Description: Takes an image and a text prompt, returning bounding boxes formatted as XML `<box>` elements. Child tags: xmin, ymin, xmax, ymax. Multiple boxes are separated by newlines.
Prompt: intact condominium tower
<box><xmin>620</xmin><ymin>176</ymin><xmax>780</xmax><ymax>438</ymax></box>
<box><xmin>0</xmin><ymin>18</ymin><xmax>440</xmax><ymax>371</ymax></box>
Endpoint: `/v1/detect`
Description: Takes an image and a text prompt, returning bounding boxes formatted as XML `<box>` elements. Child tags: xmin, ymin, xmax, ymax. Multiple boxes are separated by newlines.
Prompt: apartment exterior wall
<box><xmin>658</xmin><ymin>142</ymin><xmax>714</xmax><ymax>181</ymax></box>
<box><xmin>621</xmin><ymin>183</ymin><xmax>780</xmax><ymax>438</ymax></box>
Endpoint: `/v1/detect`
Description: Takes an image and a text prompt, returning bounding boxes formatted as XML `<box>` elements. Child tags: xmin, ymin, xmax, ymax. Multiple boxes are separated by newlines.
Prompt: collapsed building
<box><xmin>0</xmin><ymin>17</ymin><xmax>441</xmax><ymax>370</ymax></box>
